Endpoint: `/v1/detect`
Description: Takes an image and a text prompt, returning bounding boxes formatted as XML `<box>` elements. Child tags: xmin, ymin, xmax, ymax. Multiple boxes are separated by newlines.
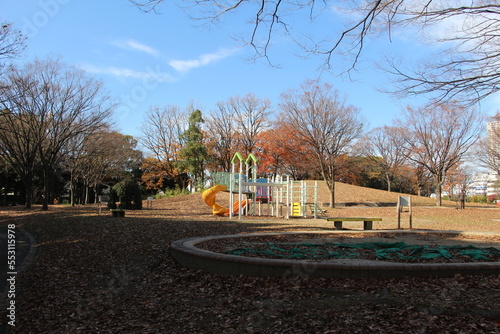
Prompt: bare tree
<box><xmin>448</xmin><ymin>165</ymin><xmax>476</xmax><ymax>208</ymax></box>
<box><xmin>364</xmin><ymin>126</ymin><xmax>408</xmax><ymax>192</ymax></box>
<box><xmin>204</xmin><ymin>94</ymin><xmax>271</xmax><ymax>173</ymax></box>
<box><xmin>0</xmin><ymin>58</ymin><xmax>114</xmax><ymax>209</ymax></box>
<box><xmin>82</xmin><ymin>132</ymin><xmax>142</xmax><ymax>203</ymax></box>
<box><xmin>279</xmin><ymin>80</ymin><xmax>364</xmax><ymax>207</ymax></box>
<box><xmin>65</xmin><ymin>129</ymin><xmax>143</xmax><ymax>205</ymax></box>
<box><xmin>0</xmin><ymin>150</ymin><xmax>14</xmax><ymax>205</ymax></box>
<box><xmin>205</xmin><ymin>102</ymin><xmax>238</xmax><ymax>172</ymax></box>
<box><xmin>477</xmin><ymin>114</ymin><xmax>500</xmax><ymax>176</ymax></box>
<box><xmin>396</xmin><ymin>101</ymin><xmax>483</xmax><ymax>206</ymax></box>
<box><xmin>0</xmin><ymin>21</ymin><xmax>26</xmax><ymax>76</ymax></box>
<box><xmin>413</xmin><ymin>165</ymin><xmax>433</xmax><ymax>197</ymax></box>
<box><xmin>139</xmin><ymin>105</ymin><xmax>188</xmax><ymax>178</ymax></box>
<box><xmin>476</xmin><ymin>138</ymin><xmax>500</xmax><ymax>177</ymax></box>
<box><xmin>64</xmin><ymin>132</ymin><xmax>89</xmax><ymax>206</ymax></box>
<box><xmin>132</xmin><ymin>1</ymin><xmax>500</xmax><ymax>104</ymax></box>
<box><xmin>0</xmin><ymin>110</ymin><xmax>39</xmax><ymax>208</ymax></box>
<box><xmin>224</xmin><ymin>93</ymin><xmax>272</xmax><ymax>155</ymax></box>
<box><xmin>380</xmin><ymin>3</ymin><xmax>500</xmax><ymax>104</ymax></box>
<box><xmin>207</xmin><ymin>103</ymin><xmax>237</xmax><ymax>172</ymax></box>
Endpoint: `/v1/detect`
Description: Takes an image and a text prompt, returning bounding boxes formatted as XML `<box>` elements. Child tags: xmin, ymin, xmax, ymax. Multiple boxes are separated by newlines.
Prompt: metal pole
<box><xmin>397</xmin><ymin>196</ymin><xmax>401</xmax><ymax>229</ymax></box>
<box><xmin>238</xmin><ymin>160</ymin><xmax>243</xmax><ymax>220</ymax></box>
<box><xmin>286</xmin><ymin>176</ymin><xmax>290</xmax><ymax>219</ymax></box>
<box><xmin>314</xmin><ymin>181</ymin><xmax>318</xmax><ymax>219</ymax></box>
<box><xmin>409</xmin><ymin>196</ymin><xmax>413</xmax><ymax>229</ymax></box>
<box><xmin>301</xmin><ymin>180</ymin><xmax>306</xmax><ymax>218</ymax></box>
<box><xmin>229</xmin><ymin>170</ymin><xmax>234</xmax><ymax>220</ymax></box>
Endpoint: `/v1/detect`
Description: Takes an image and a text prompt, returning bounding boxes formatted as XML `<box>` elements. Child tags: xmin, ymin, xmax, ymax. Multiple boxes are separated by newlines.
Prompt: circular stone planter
<box><xmin>170</xmin><ymin>231</ymin><xmax>500</xmax><ymax>279</ymax></box>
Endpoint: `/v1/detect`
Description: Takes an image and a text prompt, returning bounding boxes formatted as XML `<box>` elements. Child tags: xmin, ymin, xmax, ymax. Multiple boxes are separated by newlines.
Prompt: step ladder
<box><xmin>291</xmin><ymin>202</ymin><xmax>302</xmax><ymax>217</ymax></box>
<box><xmin>308</xmin><ymin>203</ymin><xmax>328</xmax><ymax>219</ymax></box>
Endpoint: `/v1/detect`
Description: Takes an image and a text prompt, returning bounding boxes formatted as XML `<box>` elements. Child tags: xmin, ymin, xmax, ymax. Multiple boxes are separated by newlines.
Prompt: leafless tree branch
<box><xmin>130</xmin><ymin>1</ymin><xmax>500</xmax><ymax>104</ymax></box>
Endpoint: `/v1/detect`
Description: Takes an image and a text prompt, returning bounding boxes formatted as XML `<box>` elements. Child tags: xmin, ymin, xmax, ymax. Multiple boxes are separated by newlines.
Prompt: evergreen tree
<box><xmin>177</xmin><ymin>109</ymin><xmax>208</xmax><ymax>191</ymax></box>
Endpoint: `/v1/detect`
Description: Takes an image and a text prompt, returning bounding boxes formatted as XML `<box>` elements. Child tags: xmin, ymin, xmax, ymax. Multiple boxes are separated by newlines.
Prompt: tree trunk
<box><xmin>3</xmin><ymin>167</ymin><xmax>8</xmax><ymax>206</ymax></box>
<box><xmin>328</xmin><ymin>181</ymin><xmax>335</xmax><ymax>208</ymax></box>
<box><xmin>84</xmin><ymin>182</ymin><xmax>89</xmax><ymax>205</ymax></box>
<box><xmin>436</xmin><ymin>183</ymin><xmax>442</xmax><ymax>206</ymax></box>
<box><xmin>42</xmin><ymin>171</ymin><xmax>50</xmax><ymax>211</ymax></box>
<box><xmin>70</xmin><ymin>173</ymin><xmax>75</xmax><ymax>207</ymax></box>
<box><xmin>23</xmin><ymin>175</ymin><xmax>33</xmax><ymax>209</ymax></box>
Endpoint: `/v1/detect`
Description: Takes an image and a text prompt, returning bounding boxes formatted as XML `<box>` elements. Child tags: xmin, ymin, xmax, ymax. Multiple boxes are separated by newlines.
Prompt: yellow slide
<box><xmin>202</xmin><ymin>185</ymin><xmax>248</xmax><ymax>216</ymax></box>
<box><xmin>202</xmin><ymin>185</ymin><xmax>229</xmax><ymax>216</ymax></box>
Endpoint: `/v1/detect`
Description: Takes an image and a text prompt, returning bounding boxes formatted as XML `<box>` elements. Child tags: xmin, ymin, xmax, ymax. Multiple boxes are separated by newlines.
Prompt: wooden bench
<box><xmin>326</xmin><ymin>217</ymin><xmax>382</xmax><ymax>230</ymax></box>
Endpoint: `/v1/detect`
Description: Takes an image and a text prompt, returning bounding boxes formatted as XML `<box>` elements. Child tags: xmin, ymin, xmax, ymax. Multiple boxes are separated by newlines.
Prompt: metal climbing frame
<box><xmin>213</xmin><ymin>152</ymin><xmax>321</xmax><ymax>220</ymax></box>
<box><xmin>287</xmin><ymin>180</ymin><xmax>320</xmax><ymax>219</ymax></box>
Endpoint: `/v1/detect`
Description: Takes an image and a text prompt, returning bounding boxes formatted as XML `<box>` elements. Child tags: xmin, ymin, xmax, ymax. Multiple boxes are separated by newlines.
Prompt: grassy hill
<box><xmin>311</xmin><ymin>181</ymin><xmax>449</xmax><ymax>207</ymax></box>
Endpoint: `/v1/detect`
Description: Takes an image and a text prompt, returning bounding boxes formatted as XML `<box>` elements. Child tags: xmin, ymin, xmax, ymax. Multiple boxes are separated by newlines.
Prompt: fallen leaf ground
<box><xmin>1</xmin><ymin>186</ymin><xmax>500</xmax><ymax>333</ymax></box>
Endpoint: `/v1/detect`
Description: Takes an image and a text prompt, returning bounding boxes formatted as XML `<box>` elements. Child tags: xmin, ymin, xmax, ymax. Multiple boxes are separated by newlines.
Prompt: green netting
<box><xmin>225</xmin><ymin>242</ymin><xmax>500</xmax><ymax>262</ymax></box>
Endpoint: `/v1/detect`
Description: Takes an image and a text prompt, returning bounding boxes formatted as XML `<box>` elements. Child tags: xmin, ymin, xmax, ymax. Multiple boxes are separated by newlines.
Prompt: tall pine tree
<box><xmin>177</xmin><ymin>109</ymin><xmax>208</xmax><ymax>191</ymax></box>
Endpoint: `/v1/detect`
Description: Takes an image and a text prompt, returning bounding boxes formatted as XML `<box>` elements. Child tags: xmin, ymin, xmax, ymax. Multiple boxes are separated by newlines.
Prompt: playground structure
<box><xmin>202</xmin><ymin>153</ymin><xmax>322</xmax><ymax>219</ymax></box>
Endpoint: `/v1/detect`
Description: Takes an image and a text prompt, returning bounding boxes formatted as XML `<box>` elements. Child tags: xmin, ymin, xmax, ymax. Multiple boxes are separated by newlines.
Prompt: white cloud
<box><xmin>81</xmin><ymin>63</ymin><xmax>176</xmax><ymax>82</ymax></box>
<box><xmin>168</xmin><ymin>48</ymin><xmax>239</xmax><ymax>73</ymax></box>
<box><xmin>111</xmin><ymin>39</ymin><xmax>160</xmax><ymax>57</ymax></box>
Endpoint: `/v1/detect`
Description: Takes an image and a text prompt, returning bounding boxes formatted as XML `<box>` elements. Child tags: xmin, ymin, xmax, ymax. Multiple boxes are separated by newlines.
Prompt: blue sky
<box><xmin>1</xmin><ymin>0</ymin><xmax>498</xmax><ymax>138</ymax></box>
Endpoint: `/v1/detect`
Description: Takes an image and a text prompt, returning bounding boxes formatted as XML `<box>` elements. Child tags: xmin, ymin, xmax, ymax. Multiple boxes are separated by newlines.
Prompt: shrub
<box><xmin>107</xmin><ymin>180</ymin><xmax>143</xmax><ymax>210</ymax></box>
<box><xmin>107</xmin><ymin>189</ymin><xmax>118</xmax><ymax>209</ymax></box>
<box><xmin>487</xmin><ymin>194</ymin><xmax>497</xmax><ymax>203</ymax></box>
<box><xmin>154</xmin><ymin>187</ymin><xmax>190</xmax><ymax>199</ymax></box>
<box><xmin>469</xmin><ymin>195</ymin><xmax>488</xmax><ymax>203</ymax></box>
